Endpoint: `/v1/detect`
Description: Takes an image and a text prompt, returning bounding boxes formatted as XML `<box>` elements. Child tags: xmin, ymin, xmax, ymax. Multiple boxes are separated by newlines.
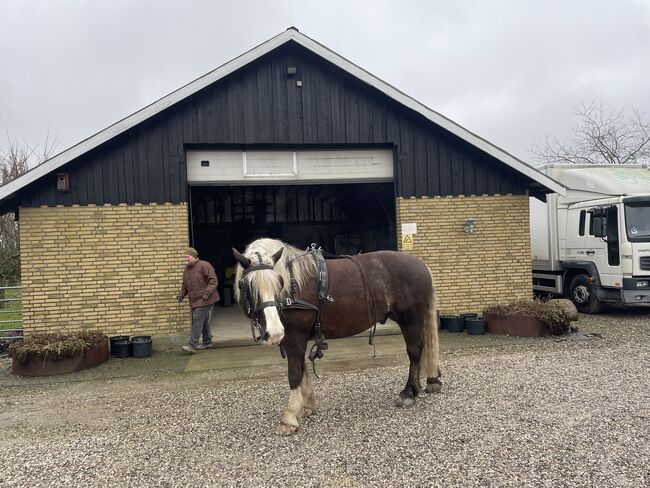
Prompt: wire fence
<box><xmin>0</xmin><ymin>284</ymin><xmax>23</xmax><ymax>343</ymax></box>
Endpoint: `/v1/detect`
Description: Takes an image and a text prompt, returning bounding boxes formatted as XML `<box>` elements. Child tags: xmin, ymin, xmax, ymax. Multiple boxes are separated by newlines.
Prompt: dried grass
<box><xmin>483</xmin><ymin>299</ymin><xmax>572</xmax><ymax>335</ymax></box>
<box><xmin>8</xmin><ymin>330</ymin><xmax>107</xmax><ymax>363</ymax></box>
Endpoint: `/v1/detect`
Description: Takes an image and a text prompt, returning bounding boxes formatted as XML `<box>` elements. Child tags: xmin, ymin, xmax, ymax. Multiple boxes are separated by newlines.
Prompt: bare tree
<box><xmin>532</xmin><ymin>101</ymin><xmax>650</xmax><ymax>166</ymax></box>
<box><xmin>0</xmin><ymin>134</ymin><xmax>56</xmax><ymax>287</ymax></box>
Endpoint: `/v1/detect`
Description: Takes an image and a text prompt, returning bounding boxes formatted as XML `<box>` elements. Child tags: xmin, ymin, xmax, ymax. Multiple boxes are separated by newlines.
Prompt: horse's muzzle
<box><xmin>264</xmin><ymin>329</ymin><xmax>284</xmax><ymax>346</ymax></box>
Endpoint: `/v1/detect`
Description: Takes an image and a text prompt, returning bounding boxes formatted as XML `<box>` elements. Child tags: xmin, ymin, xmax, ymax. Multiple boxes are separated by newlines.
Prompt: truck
<box><xmin>530</xmin><ymin>164</ymin><xmax>650</xmax><ymax>313</ymax></box>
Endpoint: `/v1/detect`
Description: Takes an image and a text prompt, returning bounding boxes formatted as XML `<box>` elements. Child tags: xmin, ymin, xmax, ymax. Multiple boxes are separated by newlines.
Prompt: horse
<box><xmin>233</xmin><ymin>238</ymin><xmax>442</xmax><ymax>435</ymax></box>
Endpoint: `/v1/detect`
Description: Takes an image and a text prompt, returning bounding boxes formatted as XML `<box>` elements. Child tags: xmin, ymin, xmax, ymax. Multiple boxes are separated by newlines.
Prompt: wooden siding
<box><xmin>19</xmin><ymin>42</ymin><xmax>528</xmax><ymax>208</ymax></box>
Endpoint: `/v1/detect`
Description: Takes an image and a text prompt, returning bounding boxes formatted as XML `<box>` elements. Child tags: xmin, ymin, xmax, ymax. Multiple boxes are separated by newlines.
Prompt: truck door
<box><xmin>586</xmin><ymin>206</ymin><xmax>622</xmax><ymax>287</ymax></box>
<box><xmin>564</xmin><ymin>208</ymin><xmax>587</xmax><ymax>260</ymax></box>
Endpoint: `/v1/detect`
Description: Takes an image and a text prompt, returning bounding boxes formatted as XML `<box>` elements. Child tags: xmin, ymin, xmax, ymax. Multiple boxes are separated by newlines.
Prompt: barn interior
<box><xmin>189</xmin><ymin>182</ymin><xmax>396</xmax><ymax>308</ymax></box>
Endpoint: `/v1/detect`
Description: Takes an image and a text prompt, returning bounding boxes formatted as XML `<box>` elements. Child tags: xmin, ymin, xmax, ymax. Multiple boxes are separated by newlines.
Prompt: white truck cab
<box><xmin>531</xmin><ymin>165</ymin><xmax>650</xmax><ymax>313</ymax></box>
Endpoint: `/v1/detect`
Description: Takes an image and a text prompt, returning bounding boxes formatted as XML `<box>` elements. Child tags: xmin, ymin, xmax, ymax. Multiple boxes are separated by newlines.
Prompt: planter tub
<box><xmin>441</xmin><ymin>315</ymin><xmax>464</xmax><ymax>333</ymax></box>
<box><xmin>460</xmin><ymin>313</ymin><xmax>479</xmax><ymax>328</ymax></box>
<box><xmin>113</xmin><ymin>340</ymin><xmax>131</xmax><ymax>358</ymax></box>
<box><xmin>12</xmin><ymin>338</ymin><xmax>110</xmax><ymax>377</ymax></box>
<box><xmin>438</xmin><ymin>313</ymin><xmax>451</xmax><ymax>330</ymax></box>
<box><xmin>484</xmin><ymin>312</ymin><xmax>549</xmax><ymax>337</ymax></box>
<box><xmin>131</xmin><ymin>336</ymin><xmax>152</xmax><ymax>358</ymax></box>
<box><xmin>466</xmin><ymin>317</ymin><xmax>486</xmax><ymax>335</ymax></box>
<box><xmin>109</xmin><ymin>335</ymin><xmax>129</xmax><ymax>356</ymax></box>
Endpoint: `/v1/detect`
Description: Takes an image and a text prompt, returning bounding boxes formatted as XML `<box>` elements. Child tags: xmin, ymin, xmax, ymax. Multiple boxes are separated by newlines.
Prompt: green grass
<box><xmin>0</xmin><ymin>286</ymin><xmax>22</xmax><ymax>331</ymax></box>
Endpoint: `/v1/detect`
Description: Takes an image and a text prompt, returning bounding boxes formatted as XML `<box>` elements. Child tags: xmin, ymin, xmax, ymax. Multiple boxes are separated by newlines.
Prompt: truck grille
<box><xmin>641</xmin><ymin>257</ymin><xmax>650</xmax><ymax>271</ymax></box>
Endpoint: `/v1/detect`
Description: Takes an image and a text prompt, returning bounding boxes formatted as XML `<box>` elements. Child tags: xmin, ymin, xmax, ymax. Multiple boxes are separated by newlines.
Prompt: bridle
<box><xmin>238</xmin><ymin>252</ymin><xmax>285</xmax><ymax>342</ymax></box>
<box><xmin>236</xmin><ymin>244</ymin><xmax>374</xmax><ymax>377</ymax></box>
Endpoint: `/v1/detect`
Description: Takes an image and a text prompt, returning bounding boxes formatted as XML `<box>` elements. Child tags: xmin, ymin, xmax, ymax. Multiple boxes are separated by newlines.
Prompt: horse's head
<box><xmin>233</xmin><ymin>246</ymin><xmax>285</xmax><ymax>345</ymax></box>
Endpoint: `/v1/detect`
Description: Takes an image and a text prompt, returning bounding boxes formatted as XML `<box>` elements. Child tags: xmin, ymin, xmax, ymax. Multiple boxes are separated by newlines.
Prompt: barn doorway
<box><xmin>188</xmin><ymin>182</ymin><xmax>396</xmax><ymax>340</ymax></box>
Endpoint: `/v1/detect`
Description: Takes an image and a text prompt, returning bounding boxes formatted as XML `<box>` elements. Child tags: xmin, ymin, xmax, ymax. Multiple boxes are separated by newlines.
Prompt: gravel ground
<box><xmin>1</xmin><ymin>309</ymin><xmax>649</xmax><ymax>487</ymax></box>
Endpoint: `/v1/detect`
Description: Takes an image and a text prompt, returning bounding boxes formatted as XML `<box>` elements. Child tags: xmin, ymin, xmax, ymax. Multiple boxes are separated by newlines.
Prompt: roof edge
<box><xmin>0</xmin><ymin>28</ymin><xmax>565</xmax><ymax>201</ymax></box>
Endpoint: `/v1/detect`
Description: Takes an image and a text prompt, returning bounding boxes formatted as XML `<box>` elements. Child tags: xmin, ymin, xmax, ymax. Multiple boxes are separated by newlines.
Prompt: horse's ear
<box><xmin>232</xmin><ymin>248</ymin><xmax>251</xmax><ymax>269</ymax></box>
<box><xmin>271</xmin><ymin>247</ymin><xmax>284</xmax><ymax>264</ymax></box>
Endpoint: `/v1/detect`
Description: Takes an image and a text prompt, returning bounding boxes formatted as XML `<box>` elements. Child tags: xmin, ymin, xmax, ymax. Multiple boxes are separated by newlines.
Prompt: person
<box><xmin>176</xmin><ymin>247</ymin><xmax>220</xmax><ymax>354</ymax></box>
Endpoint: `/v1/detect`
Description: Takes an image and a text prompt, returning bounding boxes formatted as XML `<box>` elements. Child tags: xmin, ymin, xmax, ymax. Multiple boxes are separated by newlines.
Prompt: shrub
<box><xmin>483</xmin><ymin>299</ymin><xmax>572</xmax><ymax>335</ymax></box>
<box><xmin>8</xmin><ymin>330</ymin><xmax>107</xmax><ymax>364</ymax></box>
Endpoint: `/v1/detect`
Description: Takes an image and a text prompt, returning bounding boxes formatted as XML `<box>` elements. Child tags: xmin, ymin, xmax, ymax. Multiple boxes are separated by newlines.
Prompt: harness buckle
<box><xmin>250</xmin><ymin>318</ymin><xmax>263</xmax><ymax>342</ymax></box>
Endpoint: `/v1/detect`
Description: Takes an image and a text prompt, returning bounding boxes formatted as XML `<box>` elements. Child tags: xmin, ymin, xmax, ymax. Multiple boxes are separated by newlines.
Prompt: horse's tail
<box><xmin>420</xmin><ymin>268</ymin><xmax>441</xmax><ymax>381</ymax></box>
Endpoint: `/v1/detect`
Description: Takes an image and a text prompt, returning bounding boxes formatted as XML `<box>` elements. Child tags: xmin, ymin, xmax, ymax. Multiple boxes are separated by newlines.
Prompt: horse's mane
<box><xmin>234</xmin><ymin>238</ymin><xmax>317</xmax><ymax>305</ymax></box>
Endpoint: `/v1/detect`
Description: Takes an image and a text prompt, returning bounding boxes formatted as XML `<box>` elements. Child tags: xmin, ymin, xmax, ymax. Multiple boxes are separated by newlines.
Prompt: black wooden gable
<box><xmin>5</xmin><ymin>40</ymin><xmax>533</xmax><ymax>212</ymax></box>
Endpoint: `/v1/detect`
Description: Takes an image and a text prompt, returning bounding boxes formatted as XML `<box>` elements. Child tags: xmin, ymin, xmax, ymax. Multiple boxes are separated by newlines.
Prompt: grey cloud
<box><xmin>0</xmin><ymin>0</ymin><xmax>648</xmax><ymax>164</ymax></box>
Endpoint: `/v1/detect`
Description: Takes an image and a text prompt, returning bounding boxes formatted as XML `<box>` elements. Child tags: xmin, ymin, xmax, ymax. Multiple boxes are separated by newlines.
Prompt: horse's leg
<box><xmin>395</xmin><ymin>311</ymin><xmax>424</xmax><ymax>408</ymax></box>
<box><xmin>300</xmin><ymin>366</ymin><xmax>315</xmax><ymax>417</ymax></box>
<box><xmin>421</xmin><ymin>288</ymin><xmax>442</xmax><ymax>394</ymax></box>
<box><xmin>277</xmin><ymin>334</ymin><xmax>307</xmax><ymax>436</ymax></box>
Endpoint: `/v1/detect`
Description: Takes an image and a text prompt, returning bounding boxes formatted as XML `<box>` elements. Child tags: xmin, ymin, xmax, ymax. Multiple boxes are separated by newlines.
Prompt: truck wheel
<box><xmin>569</xmin><ymin>275</ymin><xmax>604</xmax><ymax>314</ymax></box>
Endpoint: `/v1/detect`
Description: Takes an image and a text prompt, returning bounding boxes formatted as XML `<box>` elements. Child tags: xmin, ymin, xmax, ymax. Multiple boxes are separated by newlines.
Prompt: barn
<box><xmin>0</xmin><ymin>28</ymin><xmax>563</xmax><ymax>340</ymax></box>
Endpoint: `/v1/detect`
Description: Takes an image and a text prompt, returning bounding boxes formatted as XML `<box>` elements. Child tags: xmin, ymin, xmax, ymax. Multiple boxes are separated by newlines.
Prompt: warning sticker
<box><xmin>402</xmin><ymin>234</ymin><xmax>413</xmax><ymax>250</ymax></box>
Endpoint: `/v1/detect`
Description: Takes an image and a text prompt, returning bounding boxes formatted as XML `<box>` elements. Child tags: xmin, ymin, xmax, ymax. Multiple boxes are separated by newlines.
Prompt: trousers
<box><xmin>188</xmin><ymin>305</ymin><xmax>213</xmax><ymax>348</ymax></box>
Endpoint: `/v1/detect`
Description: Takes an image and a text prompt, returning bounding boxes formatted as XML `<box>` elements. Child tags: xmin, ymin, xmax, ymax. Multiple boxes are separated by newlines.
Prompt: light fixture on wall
<box><xmin>463</xmin><ymin>218</ymin><xmax>478</xmax><ymax>233</ymax></box>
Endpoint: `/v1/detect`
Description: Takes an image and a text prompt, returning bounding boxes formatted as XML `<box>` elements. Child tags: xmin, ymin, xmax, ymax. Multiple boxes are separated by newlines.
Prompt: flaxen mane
<box><xmin>233</xmin><ymin>238</ymin><xmax>316</xmax><ymax>306</ymax></box>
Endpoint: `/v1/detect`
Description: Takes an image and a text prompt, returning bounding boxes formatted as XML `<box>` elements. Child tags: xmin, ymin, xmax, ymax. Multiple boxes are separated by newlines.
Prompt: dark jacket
<box><xmin>179</xmin><ymin>259</ymin><xmax>220</xmax><ymax>308</ymax></box>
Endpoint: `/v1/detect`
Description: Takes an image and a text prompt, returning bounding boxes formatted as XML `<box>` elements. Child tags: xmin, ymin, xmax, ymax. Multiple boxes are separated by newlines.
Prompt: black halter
<box><xmin>238</xmin><ymin>252</ymin><xmax>284</xmax><ymax>342</ymax></box>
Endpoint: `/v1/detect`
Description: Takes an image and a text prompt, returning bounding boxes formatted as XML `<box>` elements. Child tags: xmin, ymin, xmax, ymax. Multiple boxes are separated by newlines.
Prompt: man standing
<box><xmin>177</xmin><ymin>247</ymin><xmax>220</xmax><ymax>354</ymax></box>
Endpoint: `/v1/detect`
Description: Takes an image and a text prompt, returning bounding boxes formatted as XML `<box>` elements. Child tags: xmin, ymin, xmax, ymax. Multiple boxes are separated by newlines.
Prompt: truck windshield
<box><xmin>624</xmin><ymin>203</ymin><xmax>650</xmax><ymax>240</ymax></box>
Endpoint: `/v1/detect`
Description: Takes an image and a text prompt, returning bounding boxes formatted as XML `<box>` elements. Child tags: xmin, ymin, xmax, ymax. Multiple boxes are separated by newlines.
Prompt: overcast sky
<box><xmin>1</xmin><ymin>0</ymin><xmax>648</xmax><ymax>165</ymax></box>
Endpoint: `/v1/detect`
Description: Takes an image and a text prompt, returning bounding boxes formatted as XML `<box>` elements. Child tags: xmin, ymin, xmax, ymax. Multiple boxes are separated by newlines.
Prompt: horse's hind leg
<box><xmin>395</xmin><ymin>312</ymin><xmax>424</xmax><ymax>408</ymax></box>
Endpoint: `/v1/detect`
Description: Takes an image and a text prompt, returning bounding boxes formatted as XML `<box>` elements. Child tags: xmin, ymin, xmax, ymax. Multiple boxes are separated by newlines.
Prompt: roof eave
<box><xmin>0</xmin><ymin>27</ymin><xmax>565</xmax><ymax>201</ymax></box>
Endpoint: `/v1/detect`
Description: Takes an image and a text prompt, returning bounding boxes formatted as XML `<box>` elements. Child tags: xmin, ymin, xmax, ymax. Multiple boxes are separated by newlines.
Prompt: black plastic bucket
<box><xmin>131</xmin><ymin>336</ymin><xmax>152</xmax><ymax>358</ymax></box>
<box><xmin>441</xmin><ymin>315</ymin><xmax>464</xmax><ymax>333</ymax></box>
<box><xmin>438</xmin><ymin>313</ymin><xmax>451</xmax><ymax>330</ymax></box>
<box><xmin>113</xmin><ymin>339</ymin><xmax>131</xmax><ymax>358</ymax></box>
<box><xmin>460</xmin><ymin>312</ymin><xmax>479</xmax><ymax>326</ymax></box>
<box><xmin>466</xmin><ymin>317</ymin><xmax>486</xmax><ymax>335</ymax></box>
<box><xmin>109</xmin><ymin>335</ymin><xmax>129</xmax><ymax>356</ymax></box>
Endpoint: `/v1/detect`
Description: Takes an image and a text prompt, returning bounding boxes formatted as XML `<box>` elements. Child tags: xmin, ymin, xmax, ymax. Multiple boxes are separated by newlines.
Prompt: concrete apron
<box><xmin>156</xmin><ymin>304</ymin><xmax>404</xmax><ymax>351</ymax></box>
<box><xmin>185</xmin><ymin>334</ymin><xmax>407</xmax><ymax>374</ymax></box>
<box><xmin>182</xmin><ymin>305</ymin><xmax>409</xmax><ymax>380</ymax></box>
<box><xmin>179</xmin><ymin>328</ymin><xmax>534</xmax><ymax>382</ymax></box>
<box><xmin>0</xmin><ymin>326</ymin><xmax>538</xmax><ymax>388</ymax></box>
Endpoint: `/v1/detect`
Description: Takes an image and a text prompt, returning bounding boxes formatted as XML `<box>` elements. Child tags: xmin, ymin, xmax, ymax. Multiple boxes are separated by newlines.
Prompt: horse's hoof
<box><xmin>395</xmin><ymin>396</ymin><xmax>415</xmax><ymax>408</ymax></box>
<box><xmin>276</xmin><ymin>423</ymin><xmax>298</xmax><ymax>436</ymax></box>
<box><xmin>302</xmin><ymin>408</ymin><xmax>314</xmax><ymax>418</ymax></box>
<box><xmin>425</xmin><ymin>382</ymin><xmax>442</xmax><ymax>394</ymax></box>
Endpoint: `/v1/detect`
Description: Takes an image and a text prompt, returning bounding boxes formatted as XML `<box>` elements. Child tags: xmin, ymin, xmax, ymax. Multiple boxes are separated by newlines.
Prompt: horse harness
<box><xmin>238</xmin><ymin>245</ymin><xmax>377</xmax><ymax>375</ymax></box>
<box><xmin>238</xmin><ymin>252</ymin><xmax>285</xmax><ymax>344</ymax></box>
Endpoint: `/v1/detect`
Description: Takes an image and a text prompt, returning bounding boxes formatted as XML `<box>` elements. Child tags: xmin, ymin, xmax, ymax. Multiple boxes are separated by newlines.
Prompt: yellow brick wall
<box><xmin>19</xmin><ymin>203</ymin><xmax>190</xmax><ymax>336</ymax></box>
<box><xmin>396</xmin><ymin>194</ymin><xmax>532</xmax><ymax>314</ymax></box>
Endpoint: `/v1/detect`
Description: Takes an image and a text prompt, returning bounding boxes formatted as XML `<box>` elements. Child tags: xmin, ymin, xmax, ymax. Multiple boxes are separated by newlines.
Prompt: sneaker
<box><xmin>197</xmin><ymin>342</ymin><xmax>214</xmax><ymax>350</ymax></box>
<box><xmin>181</xmin><ymin>345</ymin><xmax>197</xmax><ymax>354</ymax></box>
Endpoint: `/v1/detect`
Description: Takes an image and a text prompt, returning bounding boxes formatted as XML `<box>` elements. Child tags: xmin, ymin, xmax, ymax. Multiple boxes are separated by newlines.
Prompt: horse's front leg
<box><xmin>300</xmin><ymin>367</ymin><xmax>315</xmax><ymax>418</ymax></box>
<box><xmin>277</xmin><ymin>334</ymin><xmax>308</xmax><ymax>436</ymax></box>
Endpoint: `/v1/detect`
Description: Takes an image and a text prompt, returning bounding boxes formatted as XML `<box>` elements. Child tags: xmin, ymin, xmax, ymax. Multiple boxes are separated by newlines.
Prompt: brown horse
<box><xmin>233</xmin><ymin>238</ymin><xmax>442</xmax><ymax>435</ymax></box>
